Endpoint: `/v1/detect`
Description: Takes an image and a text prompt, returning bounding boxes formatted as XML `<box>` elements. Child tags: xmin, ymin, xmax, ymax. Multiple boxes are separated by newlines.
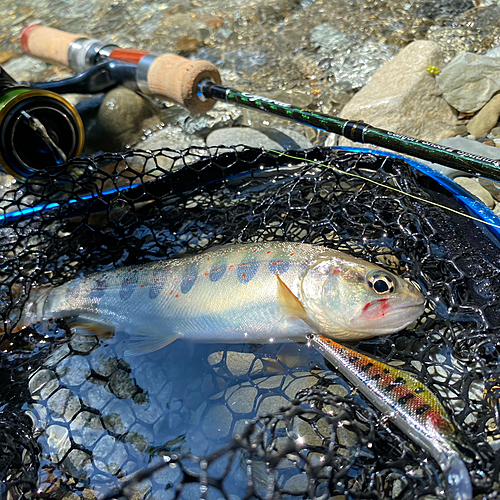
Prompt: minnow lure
<box><xmin>309</xmin><ymin>334</ymin><xmax>472</xmax><ymax>500</ymax></box>
<box><xmin>12</xmin><ymin>242</ymin><xmax>424</xmax><ymax>353</ymax></box>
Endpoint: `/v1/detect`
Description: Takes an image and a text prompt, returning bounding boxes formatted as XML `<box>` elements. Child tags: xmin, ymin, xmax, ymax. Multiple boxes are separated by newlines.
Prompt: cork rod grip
<box><xmin>21</xmin><ymin>25</ymin><xmax>86</xmax><ymax>67</ymax></box>
<box><xmin>147</xmin><ymin>54</ymin><xmax>221</xmax><ymax>113</ymax></box>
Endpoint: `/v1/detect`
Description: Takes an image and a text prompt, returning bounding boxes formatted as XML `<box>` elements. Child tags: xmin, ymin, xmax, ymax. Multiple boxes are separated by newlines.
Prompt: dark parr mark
<box><xmin>360</xmin><ymin>362</ymin><xmax>374</xmax><ymax>372</ymax></box>
<box><xmin>90</xmin><ymin>277</ymin><xmax>107</xmax><ymax>303</ymax></box>
<box><xmin>120</xmin><ymin>271</ymin><xmax>139</xmax><ymax>301</ymax></box>
<box><xmin>181</xmin><ymin>265</ymin><xmax>199</xmax><ymax>294</ymax></box>
<box><xmin>209</xmin><ymin>264</ymin><xmax>227</xmax><ymax>282</ymax></box>
<box><xmin>237</xmin><ymin>261</ymin><xmax>259</xmax><ymax>284</ymax></box>
<box><xmin>268</xmin><ymin>258</ymin><xmax>290</xmax><ymax>275</ymax></box>
<box><xmin>149</xmin><ymin>276</ymin><xmax>165</xmax><ymax>299</ymax></box>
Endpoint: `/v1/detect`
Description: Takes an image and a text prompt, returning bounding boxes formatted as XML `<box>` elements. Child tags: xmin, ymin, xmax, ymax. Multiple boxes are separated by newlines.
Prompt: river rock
<box><xmin>332</xmin><ymin>41</ymin><xmax>457</xmax><ymax>147</ymax></box>
<box><xmin>453</xmin><ymin>177</ymin><xmax>495</xmax><ymax>208</ymax></box>
<box><xmin>467</xmin><ymin>94</ymin><xmax>500</xmax><ymax>137</ymax></box>
<box><xmin>95</xmin><ymin>87</ymin><xmax>157</xmax><ymax>151</ymax></box>
<box><xmin>436</xmin><ymin>52</ymin><xmax>500</xmax><ymax>113</ymax></box>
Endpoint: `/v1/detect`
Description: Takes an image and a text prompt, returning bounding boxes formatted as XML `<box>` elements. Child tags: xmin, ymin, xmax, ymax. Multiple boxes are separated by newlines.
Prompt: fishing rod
<box><xmin>20</xmin><ymin>24</ymin><xmax>500</xmax><ymax>182</ymax></box>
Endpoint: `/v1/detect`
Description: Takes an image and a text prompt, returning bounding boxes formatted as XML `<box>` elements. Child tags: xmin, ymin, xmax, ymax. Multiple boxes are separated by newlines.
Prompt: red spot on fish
<box><xmin>170</xmin><ymin>290</ymin><xmax>174</xmax><ymax>295</ymax></box>
<box><xmin>173</xmin><ymin>278</ymin><xmax>178</xmax><ymax>282</ymax></box>
<box><xmin>332</xmin><ymin>268</ymin><xmax>341</xmax><ymax>274</ymax></box>
<box><xmin>267</xmin><ymin>251</ymin><xmax>271</xmax><ymax>254</ymax></box>
<box><xmin>207</xmin><ymin>258</ymin><xmax>210</xmax><ymax>261</ymax></box>
<box><xmin>168</xmin><ymin>268</ymin><xmax>172</xmax><ymax>272</ymax></box>
<box><xmin>272</xmin><ymin>262</ymin><xmax>277</xmax><ymax>266</ymax></box>
<box><xmin>241</xmin><ymin>262</ymin><xmax>247</xmax><ymax>266</ymax></box>
<box><xmin>278</xmin><ymin>260</ymin><xmax>283</xmax><ymax>264</ymax></box>
<box><xmin>253</xmin><ymin>249</ymin><xmax>257</xmax><ymax>252</ymax></box>
<box><xmin>244</xmin><ymin>247</ymin><xmax>249</xmax><ymax>251</ymax></box>
<box><xmin>204</xmin><ymin>272</ymin><xmax>209</xmax><ymax>277</ymax></box>
<box><xmin>241</xmin><ymin>273</ymin><xmax>247</xmax><ymax>279</ymax></box>
<box><xmin>216</xmin><ymin>267</ymin><xmax>221</xmax><ymax>272</ymax></box>
<box><xmin>228</xmin><ymin>265</ymin><xmax>234</xmax><ymax>271</ymax></box>
<box><xmin>290</xmin><ymin>253</ymin><xmax>295</xmax><ymax>257</ymax></box>
<box><xmin>140</xmin><ymin>284</ymin><xmax>145</xmax><ymax>288</ymax></box>
<box><xmin>139</xmin><ymin>267</ymin><xmax>144</xmax><ymax>271</ymax></box>
<box><xmin>175</xmin><ymin>294</ymin><xmax>179</xmax><ymax>298</ymax></box>
<box><xmin>183</xmin><ymin>263</ymin><xmax>187</xmax><ymax>266</ymax></box>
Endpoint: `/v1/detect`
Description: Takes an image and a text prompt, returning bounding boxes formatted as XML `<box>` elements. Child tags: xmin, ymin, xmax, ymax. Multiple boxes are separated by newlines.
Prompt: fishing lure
<box><xmin>10</xmin><ymin>242</ymin><xmax>424</xmax><ymax>352</ymax></box>
<box><xmin>309</xmin><ymin>334</ymin><xmax>473</xmax><ymax>500</ymax></box>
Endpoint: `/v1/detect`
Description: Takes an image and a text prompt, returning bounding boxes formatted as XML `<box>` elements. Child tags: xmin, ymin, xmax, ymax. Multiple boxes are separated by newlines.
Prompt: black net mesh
<box><xmin>1</xmin><ymin>145</ymin><xmax>500</xmax><ymax>499</ymax></box>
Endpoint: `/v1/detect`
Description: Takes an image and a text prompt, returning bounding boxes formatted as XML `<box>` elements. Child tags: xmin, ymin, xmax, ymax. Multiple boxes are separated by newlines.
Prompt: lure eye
<box><xmin>367</xmin><ymin>272</ymin><xmax>395</xmax><ymax>295</ymax></box>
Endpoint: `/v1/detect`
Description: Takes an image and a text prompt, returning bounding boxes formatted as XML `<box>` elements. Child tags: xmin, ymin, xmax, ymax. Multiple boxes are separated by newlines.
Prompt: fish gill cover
<box><xmin>0</xmin><ymin>145</ymin><xmax>499</xmax><ymax>499</ymax></box>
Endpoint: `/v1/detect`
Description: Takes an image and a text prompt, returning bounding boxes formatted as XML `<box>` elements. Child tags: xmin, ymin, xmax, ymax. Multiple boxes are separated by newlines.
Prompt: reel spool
<box><xmin>0</xmin><ymin>67</ymin><xmax>84</xmax><ymax>180</ymax></box>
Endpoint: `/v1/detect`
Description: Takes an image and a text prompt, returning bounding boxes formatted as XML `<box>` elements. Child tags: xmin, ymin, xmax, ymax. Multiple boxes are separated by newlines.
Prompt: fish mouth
<box><xmin>350</xmin><ymin>297</ymin><xmax>425</xmax><ymax>334</ymax></box>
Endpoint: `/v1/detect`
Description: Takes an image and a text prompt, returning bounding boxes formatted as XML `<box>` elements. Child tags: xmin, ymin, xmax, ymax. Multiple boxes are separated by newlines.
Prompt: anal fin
<box><xmin>64</xmin><ymin>315</ymin><xmax>115</xmax><ymax>340</ymax></box>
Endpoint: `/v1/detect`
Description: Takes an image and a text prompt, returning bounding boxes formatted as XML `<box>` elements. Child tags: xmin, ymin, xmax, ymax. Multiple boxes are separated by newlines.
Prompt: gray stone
<box><xmin>225</xmin><ymin>351</ymin><xmax>264</xmax><ymax>378</ymax></box>
<box><xmin>80</xmin><ymin>381</ymin><xmax>113</xmax><ymax>410</ymax></box>
<box><xmin>47</xmin><ymin>388</ymin><xmax>81</xmax><ymax>422</ymax></box>
<box><xmin>62</xmin><ymin>449</ymin><xmax>93</xmax><ymax>480</ymax></box>
<box><xmin>102</xmin><ymin>399</ymin><xmax>136</xmax><ymax>434</ymax></box>
<box><xmin>89</xmin><ymin>350</ymin><xmax>118</xmax><ymax>377</ymax></box>
<box><xmin>29</xmin><ymin>369</ymin><xmax>59</xmax><ymax>401</ymax></box>
<box><xmin>257</xmin><ymin>395</ymin><xmax>289</xmax><ymax>416</ymax></box>
<box><xmin>436</xmin><ymin>52</ymin><xmax>500</xmax><ymax>113</ymax></box>
<box><xmin>93</xmin><ymin>435</ymin><xmax>127</xmax><ymax>474</ymax></box>
<box><xmin>70</xmin><ymin>334</ymin><xmax>99</xmax><ymax>353</ymax></box>
<box><xmin>226</xmin><ymin>387</ymin><xmax>258</xmax><ymax>414</ymax></box>
<box><xmin>70</xmin><ymin>411</ymin><xmax>105</xmax><ymax>447</ymax></box>
<box><xmin>44</xmin><ymin>344</ymin><xmax>71</xmax><ymax>368</ymax></box>
<box><xmin>202</xmin><ymin>404</ymin><xmax>233</xmax><ymax>439</ymax></box>
<box><xmin>467</xmin><ymin>94</ymin><xmax>500</xmax><ymax>138</ymax></box>
<box><xmin>109</xmin><ymin>367</ymin><xmax>139</xmax><ymax>399</ymax></box>
<box><xmin>479</xmin><ymin>178</ymin><xmax>500</xmax><ymax>200</ymax></box>
<box><xmin>454</xmin><ymin>177</ymin><xmax>495</xmax><ymax>208</ymax></box>
<box><xmin>56</xmin><ymin>356</ymin><xmax>90</xmax><ymax>387</ymax></box>
<box><xmin>95</xmin><ymin>87</ymin><xmax>157</xmax><ymax>151</ymax></box>
<box><xmin>283</xmin><ymin>473</ymin><xmax>309</xmax><ymax>495</ymax></box>
<box><xmin>284</xmin><ymin>374</ymin><xmax>316</xmax><ymax>399</ymax></box>
<box><xmin>334</xmin><ymin>41</ymin><xmax>457</xmax><ymax>147</ymax></box>
<box><xmin>45</xmin><ymin>425</ymin><xmax>71</xmax><ymax>463</ymax></box>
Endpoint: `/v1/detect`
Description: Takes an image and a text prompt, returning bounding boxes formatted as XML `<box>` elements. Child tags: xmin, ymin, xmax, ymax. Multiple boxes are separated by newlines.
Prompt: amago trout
<box><xmin>14</xmin><ymin>242</ymin><xmax>425</xmax><ymax>353</ymax></box>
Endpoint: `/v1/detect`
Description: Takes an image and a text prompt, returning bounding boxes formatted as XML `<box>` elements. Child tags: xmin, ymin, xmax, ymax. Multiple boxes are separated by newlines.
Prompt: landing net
<box><xmin>0</xmin><ymin>146</ymin><xmax>499</xmax><ymax>499</ymax></box>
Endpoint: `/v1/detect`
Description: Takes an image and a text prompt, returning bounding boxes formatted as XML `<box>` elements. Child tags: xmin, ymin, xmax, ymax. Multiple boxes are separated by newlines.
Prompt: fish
<box><xmin>309</xmin><ymin>333</ymin><xmax>473</xmax><ymax>500</ymax></box>
<box><xmin>12</xmin><ymin>242</ymin><xmax>424</xmax><ymax>353</ymax></box>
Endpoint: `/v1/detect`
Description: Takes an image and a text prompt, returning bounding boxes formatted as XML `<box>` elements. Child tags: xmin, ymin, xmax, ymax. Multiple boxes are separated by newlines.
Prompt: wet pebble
<box><xmin>70</xmin><ymin>334</ymin><xmax>99</xmax><ymax>354</ymax></box>
<box><xmin>45</xmin><ymin>424</ymin><xmax>71</xmax><ymax>463</ymax></box>
<box><xmin>202</xmin><ymin>405</ymin><xmax>233</xmax><ymax>439</ymax></box>
<box><xmin>47</xmin><ymin>388</ymin><xmax>81</xmax><ymax>422</ymax></box>
<box><xmin>224</xmin><ymin>351</ymin><xmax>264</xmax><ymax>378</ymax></box>
<box><xmin>93</xmin><ymin>87</ymin><xmax>157</xmax><ymax>151</ymax></box>
<box><xmin>29</xmin><ymin>369</ymin><xmax>59</xmax><ymax>401</ymax></box>
<box><xmin>62</xmin><ymin>449</ymin><xmax>93</xmax><ymax>480</ymax></box>
<box><xmin>79</xmin><ymin>381</ymin><xmax>113</xmax><ymax>410</ymax></box>
<box><xmin>467</xmin><ymin>94</ymin><xmax>500</xmax><ymax>138</ymax></box>
<box><xmin>284</xmin><ymin>373</ymin><xmax>316</xmax><ymax>399</ymax></box>
<box><xmin>283</xmin><ymin>473</ymin><xmax>309</xmax><ymax>495</ymax></box>
<box><xmin>257</xmin><ymin>394</ymin><xmax>290</xmax><ymax>416</ymax></box>
<box><xmin>102</xmin><ymin>399</ymin><xmax>136</xmax><ymax>434</ymax></box>
<box><xmin>109</xmin><ymin>367</ymin><xmax>140</xmax><ymax>399</ymax></box>
<box><xmin>70</xmin><ymin>411</ymin><xmax>105</xmax><ymax>447</ymax></box>
<box><xmin>226</xmin><ymin>386</ymin><xmax>258</xmax><ymax>414</ymax></box>
<box><xmin>44</xmin><ymin>344</ymin><xmax>71</xmax><ymax>368</ymax></box>
<box><xmin>93</xmin><ymin>435</ymin><xmax>128</xmax><ymax>474</ymax></box>
<box><xmin>56</xmin><ymin>356</ymin><xmax>91</xmax><ymax>387</ymax></box>
<box><xmin>454</xmin><ymin>177</ymin><xmax>495</xmax><ymax>208</ymax></box>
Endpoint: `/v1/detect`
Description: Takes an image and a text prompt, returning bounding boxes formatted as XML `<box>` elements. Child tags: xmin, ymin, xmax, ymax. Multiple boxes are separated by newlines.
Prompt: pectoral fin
<box><xmin>125</xmin><ymin>329</ymin><xmax>179</xmax><ymax>356</ymax></box>
<box><xmin>276</xmin><ymin>274</ymin><xmax>307</xmax><ymax>319</ymax></box>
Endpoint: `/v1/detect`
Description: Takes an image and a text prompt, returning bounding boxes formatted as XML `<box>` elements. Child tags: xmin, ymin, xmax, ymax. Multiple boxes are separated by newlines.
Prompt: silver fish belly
<box><xmin>18</xmin><ymin>242</ymin><xmax>425</xmax><ymax>352</ymax></box>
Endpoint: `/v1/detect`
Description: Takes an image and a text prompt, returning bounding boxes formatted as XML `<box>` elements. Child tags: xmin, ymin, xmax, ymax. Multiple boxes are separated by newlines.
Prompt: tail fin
<box><xmin>438</xmin><ymin>450</ymin><xmax>472</xmax><ymax>500</ymax></box>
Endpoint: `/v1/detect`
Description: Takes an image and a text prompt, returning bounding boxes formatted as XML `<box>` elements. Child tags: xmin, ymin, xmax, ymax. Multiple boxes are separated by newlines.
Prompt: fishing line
<box><xmin>269</xmin><ymin>149</ymin><xmax>500</xmax><ymax>231</ymax></box>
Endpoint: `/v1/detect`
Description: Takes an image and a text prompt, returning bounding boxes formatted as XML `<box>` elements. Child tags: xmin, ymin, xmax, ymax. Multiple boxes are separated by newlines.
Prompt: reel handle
<box><xmin>20</xmin><ymin>24</ymin><xmax>221</xmax><ymax>113</ymax></box>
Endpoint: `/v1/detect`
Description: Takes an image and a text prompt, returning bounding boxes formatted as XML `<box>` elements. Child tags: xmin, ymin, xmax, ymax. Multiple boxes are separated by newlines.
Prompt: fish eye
<box><xmin>366</xmin><ymin>272</ymin><xmax>395</xmax><ymax>294</ymax></box>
